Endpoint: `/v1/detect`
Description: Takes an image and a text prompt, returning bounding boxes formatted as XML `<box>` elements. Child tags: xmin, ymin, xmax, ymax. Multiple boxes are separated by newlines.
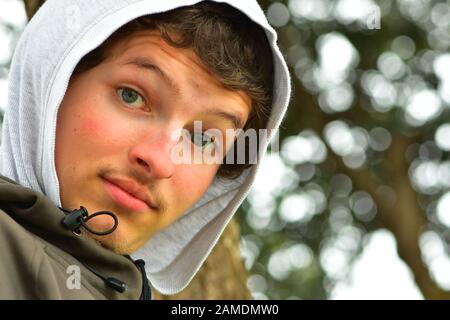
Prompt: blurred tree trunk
<box><xmin>23</xmin><ymin>0</ymin><xmax>251</xmax><ymax>300</ymax></box>
<box><xmin>154</xmin><ymin>218</ymin><xmax>252</xmax><ymax>300</ymax></box>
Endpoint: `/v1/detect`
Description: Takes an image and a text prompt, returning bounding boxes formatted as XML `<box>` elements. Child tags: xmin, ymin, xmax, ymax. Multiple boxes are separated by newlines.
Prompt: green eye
<box><xmin>192</xmin><ymin>132</ymin><xmax>216</xmax><ymax>149</ymax></box>
<box><xmin>117</xmin><ymin>87</ymin><xmax>145</xmax><ymax>108</ymax></box>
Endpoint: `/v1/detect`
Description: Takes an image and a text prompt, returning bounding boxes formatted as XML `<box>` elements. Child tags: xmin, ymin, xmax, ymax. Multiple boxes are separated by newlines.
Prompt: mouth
<box><xmin>101</xmin><ymin>177</ymin><xmax>152</xmax><ymax>213</ymax></box>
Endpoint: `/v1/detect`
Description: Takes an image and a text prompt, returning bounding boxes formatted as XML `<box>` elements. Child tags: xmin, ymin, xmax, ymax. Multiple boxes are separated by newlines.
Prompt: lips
<box><xmin>102</xmin><ymin>176</ymin><xmax>156</xmax><ymax>213</ymax></box>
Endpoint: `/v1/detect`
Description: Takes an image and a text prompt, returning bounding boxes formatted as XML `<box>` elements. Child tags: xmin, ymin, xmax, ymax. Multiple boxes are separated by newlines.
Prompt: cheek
<box><xmin>75</xmin><ymin>113</ymin><xmax>118</xmax><ymax>146</ymax></box>
<box><xmin>174</xmin><ymin>165</ymin><xmax>218</xmax><ymax>200</ymax></box>
<box><xmin>68</xmin><ymin>107</ymin><xmax>123</xmax><ymax>148</ymax></box>
<box><xmin>156</xmin><ymin>165</ymin><xmax>217</xmax><ymax>230</ymax></box>
<box><xmin>58</xmin><ymin>102</ymin><xmax>102</xmax><ymax>144</ymax></box>
<box><xmin>55</xmin><ymin>102</ymin><xmax>118</xmax><ymax>177</ymax></box>
<box><xmin>82</xmin><ymin>116</ymin><xmax>103</xmax><ymax>137</ymax></box>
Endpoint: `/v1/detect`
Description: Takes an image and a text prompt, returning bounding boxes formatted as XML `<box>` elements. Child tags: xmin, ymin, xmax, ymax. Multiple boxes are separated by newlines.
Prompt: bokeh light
<box><xmin>435</xmin><ymin>124</ymin><xmax>450</xmax><ymax>151</ymax></box>
<box><xmin>404</xmin><ymin>89</ymin><xmax>442</xmax><ymax>126</ymax></box>
<box><xmin>288</xmin><ymin>0</ymin><xmax>331</xmax><ymax>21</ymax></box>
<box><xmin>267</xmin><ymin>2</ymin><xmax>290</xmax><ymax>27</ymax></box>
<box><xmin>436</xmin><ymin>192</ymin><xmax>450</xmax><ymax>228</ymax></box>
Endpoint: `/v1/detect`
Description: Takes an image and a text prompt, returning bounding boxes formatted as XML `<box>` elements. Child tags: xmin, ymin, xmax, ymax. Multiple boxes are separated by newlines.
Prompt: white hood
<box><xmin>0</xmin><ymin>0</ymin><xmax>291</xmax><ymax>295</ymax></box>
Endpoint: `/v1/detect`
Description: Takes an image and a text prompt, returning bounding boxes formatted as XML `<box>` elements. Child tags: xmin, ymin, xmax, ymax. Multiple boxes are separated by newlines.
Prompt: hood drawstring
<box><xmin>58</xmin><ymin>206</ymin><xmax>151</xmax><ymax>298</ymax></box>
<box><xmin>82</xmin><ymin>262</ymin><xmax>129</xmax><ymax>293</ymax></box>
<box><xmin>134</xmin><ymin>259</ymin><xmax>152</xmax><ymax>300</ymax></box>
<box><xmin>59</xmin><ymin>206</ymin><xmax>118</xmax><ymax>236</ymax></box>
<box><xmin>59</xmin><ymin>206</ymin><xmax>127</xmax><ymax>293</ymax></box>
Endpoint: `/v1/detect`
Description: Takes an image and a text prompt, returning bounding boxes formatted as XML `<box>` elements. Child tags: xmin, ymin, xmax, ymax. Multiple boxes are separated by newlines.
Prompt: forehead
<box><xmin>106</xmin><ymin>30</ymin><xmax>215</xmax><ymax>81</ymax></box>
<box><xmin>102</xmin><ymin>29</ymin><xmax>252</xmax><ymax>117</ymax></box>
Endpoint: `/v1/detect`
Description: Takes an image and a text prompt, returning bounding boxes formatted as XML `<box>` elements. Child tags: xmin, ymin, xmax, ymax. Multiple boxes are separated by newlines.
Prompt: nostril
<box><xmin>137</xmin><ymin>158</ymin><xmax>148</xmax><ymax>167</ymax></box>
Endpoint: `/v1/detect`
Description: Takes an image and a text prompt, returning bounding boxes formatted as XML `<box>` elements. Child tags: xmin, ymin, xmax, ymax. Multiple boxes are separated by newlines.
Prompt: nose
<box><xmin>128</xmin><ymin>128</ymin><xmax>178</xmax><ymax>180</ymax></box>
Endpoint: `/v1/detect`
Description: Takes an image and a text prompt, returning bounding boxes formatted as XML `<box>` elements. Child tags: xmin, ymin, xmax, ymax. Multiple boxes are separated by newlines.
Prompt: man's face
<box><xmin>55</xmin><ymin>30</ymin><xmax>251</xmax><ymax>254</ymax></box>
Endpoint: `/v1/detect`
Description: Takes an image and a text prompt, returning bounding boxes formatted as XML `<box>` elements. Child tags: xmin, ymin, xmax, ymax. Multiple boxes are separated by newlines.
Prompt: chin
<box><xmin>101</xmin><ymin>239</ymin><xmax>135</xmax><ymax>255</ymax></box>
<box><xmin>81</xmin><ymin>225</ymin><xmax>138</xmax><ymax>255</ymax></box>
<box><xmin>81</xmin><ymin>210</ymin><xmax>154</xmax><ymax>254</ymax></box>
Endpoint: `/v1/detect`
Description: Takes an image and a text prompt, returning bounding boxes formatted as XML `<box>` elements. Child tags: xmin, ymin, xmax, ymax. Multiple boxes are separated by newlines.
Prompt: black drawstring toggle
<box><xmin>61</xmin><ymin>206</ymin><xmax>88</xmax><ymax>233</ymax></box>
<box><xmin>105</xmin><ymin>277</ymin><xmax>128</xmax><ymax>293</ymax></box>
<box><xmin>59</xmin><ymin>206</ymin><xmax>118</xmax><ymax>236</ymax></box>
<box><xmin>82</xmin><ymin>262</ymin><xmax>128</xmax><ymax>294</ymax></box>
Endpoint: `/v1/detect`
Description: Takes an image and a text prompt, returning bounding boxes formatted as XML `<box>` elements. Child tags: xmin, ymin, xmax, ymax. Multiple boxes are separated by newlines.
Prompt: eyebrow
<box><xmin>123</xmin><ymin>56</ymin><xmax>245</xmax><ymax>129</ymax></box>
<box><xmin>204</xmin><ymin>109</ymin><xmax>245</xmax><ymax>129</ymax></box>
<box><xmin>123</xmin><ymin>57</ymin><xmax>181</xmax><ymax>95</ymax></box>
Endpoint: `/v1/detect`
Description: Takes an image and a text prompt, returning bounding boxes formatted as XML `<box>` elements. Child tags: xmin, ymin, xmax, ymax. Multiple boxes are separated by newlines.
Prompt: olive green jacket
<box><xmin>0</xmin><ymin>175</ymin><xmax>151</xmax><ymax>299</ymax></box>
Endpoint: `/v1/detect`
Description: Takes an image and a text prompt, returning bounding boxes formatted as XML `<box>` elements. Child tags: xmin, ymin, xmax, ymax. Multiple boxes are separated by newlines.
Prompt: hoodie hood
<box><xmin>0</xmin><ymin>0</ymin><xmax>291</xmax><ymax>295</ymax></box>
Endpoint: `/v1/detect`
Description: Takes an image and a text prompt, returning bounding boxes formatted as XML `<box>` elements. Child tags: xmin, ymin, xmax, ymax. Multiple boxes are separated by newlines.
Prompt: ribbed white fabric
<box><xmin>0</xmin><ymin>0</ymin><xmax>291</xmax><ymax>295</ymax></box>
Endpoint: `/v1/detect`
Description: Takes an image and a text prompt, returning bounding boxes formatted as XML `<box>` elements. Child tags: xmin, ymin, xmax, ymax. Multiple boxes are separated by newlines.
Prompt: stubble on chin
<box><xmin>79</xmin><ymin>228</ymin><xmax>135</xmax><ymax>255</ymax></box>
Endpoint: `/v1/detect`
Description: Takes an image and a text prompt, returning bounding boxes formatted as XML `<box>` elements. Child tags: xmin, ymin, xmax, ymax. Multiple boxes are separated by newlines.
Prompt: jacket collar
<box><xmin>0</xmin><ymin>174</ymin><xmax>147</xmax><ymax>299</ymax></box>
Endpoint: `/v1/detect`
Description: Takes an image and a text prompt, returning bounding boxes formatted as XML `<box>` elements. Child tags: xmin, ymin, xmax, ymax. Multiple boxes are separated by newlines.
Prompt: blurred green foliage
<box><xmin>238</xmin><ymin>0</ymin><xmax>450</xmax><ymax>299</ymax></box>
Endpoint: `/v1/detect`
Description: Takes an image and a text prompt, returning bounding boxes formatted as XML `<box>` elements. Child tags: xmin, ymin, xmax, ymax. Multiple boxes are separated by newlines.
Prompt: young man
<box><xmin>0</xmin><ymin>0</ymin><xmax>290</xmax><ymax>299</ymax></box>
